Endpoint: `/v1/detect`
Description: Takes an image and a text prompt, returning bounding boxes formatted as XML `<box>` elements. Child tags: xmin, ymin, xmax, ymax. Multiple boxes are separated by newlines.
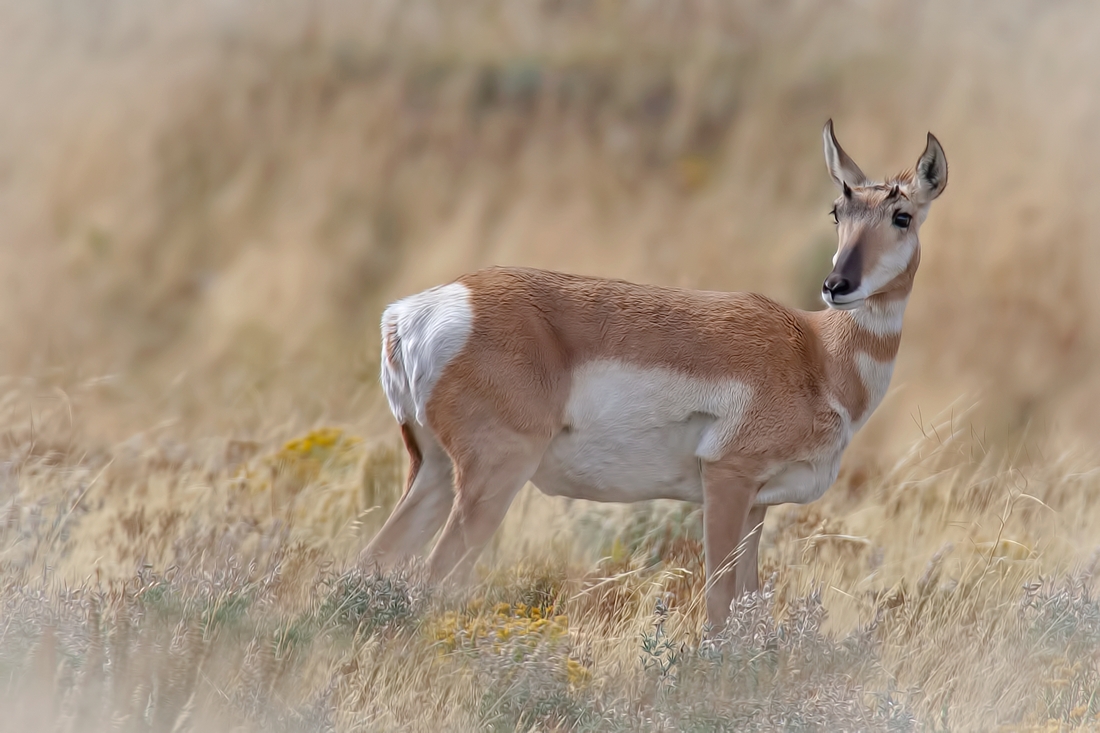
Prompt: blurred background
<box><xmin>3</xmin><ymin>0</ymin><xmax>1099</xmax><ymax>463</ymax></box>
<box><xmin>8</xmin><ymin>7</ymin><xmax>1100</xmax><ymax>728</ymax></box>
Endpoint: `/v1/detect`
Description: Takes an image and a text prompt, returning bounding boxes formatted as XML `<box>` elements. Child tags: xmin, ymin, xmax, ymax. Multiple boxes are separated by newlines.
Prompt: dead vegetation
<box><xmin>1</xmin><ymin>396</ymin><xmax>1099</xmax><ymax>731</ymax></box>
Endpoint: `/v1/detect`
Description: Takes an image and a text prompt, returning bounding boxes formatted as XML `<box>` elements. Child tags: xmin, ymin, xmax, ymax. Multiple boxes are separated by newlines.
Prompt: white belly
<box><xmin>753</xmin><ymin>454</ymin><xmax>843</xmax><ymax>506</ymax></box>
<box><xmin>534</xmin><ymin>436</ymin><xmax>844</xmax><ymax>506</ymax></box>
<box><xmin>530</xmin><ymin>361</ymin><xmax>752</xmax><ymax>503</ymax></box>
<box><xmin>533</xmin><ymin>413</ymin><xmax>709</xmax><ymax>502</ymax></box>
<box><xmin>528</xmin><ymin>360</ymin><xmax>848</xmax><ymax>507</ymax></box>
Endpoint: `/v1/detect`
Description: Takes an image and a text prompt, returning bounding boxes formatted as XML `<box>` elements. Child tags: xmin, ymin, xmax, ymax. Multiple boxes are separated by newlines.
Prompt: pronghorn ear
<box><xmin>823</xmin><ymin>119</ymin><xmax>867</xmax><ymax>190</ymax></box>
<box><xmin>913</xmin><ymin>132</ymin><xmax>948</xmax><ymax>203</ymax></box>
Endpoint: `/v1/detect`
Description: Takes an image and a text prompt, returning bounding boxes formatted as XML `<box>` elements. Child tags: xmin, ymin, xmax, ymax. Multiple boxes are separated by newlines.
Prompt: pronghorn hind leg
<box><xmin>736</xmin><ymin>505</ymin><xmax>767</xmax><ymax>596</ymax></box>
<box><xmin>359</xmin><ymin>425</ymin><xmax>454</xmax><ymax>570</ymax></box>
<box><xmin>701</xmin><ymin>463</ymin><xmax>758</xmax><ymax>631</ymax></box>
<box><xmin>425</xmin><ymin>432</ymin><xmax>546</xmax><ymax>585</ymax></box>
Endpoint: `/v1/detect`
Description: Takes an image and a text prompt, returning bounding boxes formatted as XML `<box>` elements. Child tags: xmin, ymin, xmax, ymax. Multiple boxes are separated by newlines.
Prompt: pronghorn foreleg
<box><xmin>736</xmin><ymin>505</ymin><xmax>768</xmax><ymax>596</ymax></box>
<box><xmin>701</xmin><ymin>463</ymin><xmax>760</xmax><ymax>631</ymax></box>
<box><xmin>425</xmin><ymin>431</ymin><xmax>547</xmax><ymax>585</ymax></box>
<box><xmin>359</xmin><ymin>426</ymin><xmax>454</xmax><ymax>570</ymax></box>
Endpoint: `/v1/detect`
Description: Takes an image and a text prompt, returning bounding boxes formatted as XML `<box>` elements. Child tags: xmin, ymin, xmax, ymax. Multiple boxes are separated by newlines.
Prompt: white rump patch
<box><xmin>380</xmin><ymin>282</ymin><xmax>473</xmax><ymax>426</ymax></box>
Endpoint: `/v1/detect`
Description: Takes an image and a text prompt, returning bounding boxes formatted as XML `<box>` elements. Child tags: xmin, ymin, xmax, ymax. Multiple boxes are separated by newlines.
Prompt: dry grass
<box><xmin>2</xmin><ymin>1</ymin><xmax>1100</xmax><ymax>731</ymax></box>
<box><xmin>2</xmin><ymin>396</ymin><xmax>1099</xmax><ymax>731</ymax></box>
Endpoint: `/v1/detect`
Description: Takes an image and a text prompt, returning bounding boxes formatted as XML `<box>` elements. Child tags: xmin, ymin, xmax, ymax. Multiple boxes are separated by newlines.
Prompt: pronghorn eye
<box><xmin>830</xmin><ymin>208</ymin><xmax>839</xmax><ymax>225</ymax></box>
<box><xmin>892</xmin><ymin>212</ymin><xmax>912</xmax><ymax>229</ymax></box>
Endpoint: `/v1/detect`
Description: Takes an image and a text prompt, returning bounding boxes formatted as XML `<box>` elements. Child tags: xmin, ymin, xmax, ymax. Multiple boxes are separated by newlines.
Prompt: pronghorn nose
<box><xmin>823</xmin><ymin>274</ymin><xmax>854</xmax><ymax>297</ymax></box>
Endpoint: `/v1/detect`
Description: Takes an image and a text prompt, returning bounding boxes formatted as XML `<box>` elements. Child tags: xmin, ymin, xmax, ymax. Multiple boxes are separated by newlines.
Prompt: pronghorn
<box><xmin>362</xmin><ymin>121</ymin><xmax>947</xmax><ymax>627</ymax></box>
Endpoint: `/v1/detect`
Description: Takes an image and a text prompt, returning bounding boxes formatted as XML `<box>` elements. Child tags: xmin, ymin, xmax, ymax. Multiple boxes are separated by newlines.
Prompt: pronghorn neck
<box><xmin>811</xmin><ymin>273</ymin><xmax>915</xmax><ymax>426</ymax></box>
<box><xmin>845</xmin><ymin>291</ymin><xmax>910</xmax><ymax>342</ymax></box>
<box><xmin>849</xmin><ymin>242</ymin><xmax>920</xmax><ymax>344</ymax></box>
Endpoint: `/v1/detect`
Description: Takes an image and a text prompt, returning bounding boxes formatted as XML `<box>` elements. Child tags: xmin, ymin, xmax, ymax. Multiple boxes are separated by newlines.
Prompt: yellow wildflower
<box><xmin>566</xmin><ymin>658</ymin><xmax>591</xmax><ymax>687</ymax></box>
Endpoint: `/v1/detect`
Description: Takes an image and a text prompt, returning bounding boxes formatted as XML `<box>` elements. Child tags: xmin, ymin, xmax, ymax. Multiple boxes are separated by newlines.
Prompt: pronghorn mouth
<box><xmin>822</xmin><ymin>293</ymin><xmax>865</xmax><ymax>310</ymax></box>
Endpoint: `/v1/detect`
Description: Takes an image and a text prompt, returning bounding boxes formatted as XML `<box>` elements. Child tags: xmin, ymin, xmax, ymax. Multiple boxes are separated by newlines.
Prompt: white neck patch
<box><xmin>851</xmin><ymin>296</ymin><xmax>907</xmax><ymax>337</ymax></box>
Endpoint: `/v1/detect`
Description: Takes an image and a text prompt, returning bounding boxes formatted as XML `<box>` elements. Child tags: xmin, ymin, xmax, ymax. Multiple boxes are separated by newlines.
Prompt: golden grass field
<box><xmin>2</xmin><ymin>1</ymin><xmax>1100</xmax><ymax>730</ymax></box>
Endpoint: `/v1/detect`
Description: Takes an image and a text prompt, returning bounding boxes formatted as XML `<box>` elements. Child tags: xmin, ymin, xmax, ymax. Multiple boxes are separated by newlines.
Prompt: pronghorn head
<box><xmin>820</xmin><ymin>119</ymin><xmax>947</xmax><ymax>310</ymax></box>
